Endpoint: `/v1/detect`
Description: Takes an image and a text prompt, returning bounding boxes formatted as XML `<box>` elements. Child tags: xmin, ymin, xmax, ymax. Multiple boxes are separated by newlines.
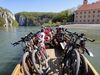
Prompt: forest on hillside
<box><xmin>15</xmin><ymin>9</ymin><xmax>74</xmax><ymax>26</ymax></box>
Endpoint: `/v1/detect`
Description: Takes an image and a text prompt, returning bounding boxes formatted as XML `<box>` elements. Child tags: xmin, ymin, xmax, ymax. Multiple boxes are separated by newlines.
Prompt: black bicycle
<box><xmin>62</xmin><ymin>29</ymin><xmax>95</xmax><ymax>75</ymax></box>
<box><xmin>77</xmin><ymin>33</ymin><xmax>95</xmax><ymax>75</ymax></box>
<box><xmin>62</xmin><ymin>30</ymin><xmax>81</xmax><ymax>75</ymax></box>
<box><xmin>12</xmin><ymin>32</ymin><xmax>35</xmax><ymax>75</ymax></box>
<box><xmin>12</xmin><ymin>32</ymin><xmax>49</xmax><ymax>75</ymax></box>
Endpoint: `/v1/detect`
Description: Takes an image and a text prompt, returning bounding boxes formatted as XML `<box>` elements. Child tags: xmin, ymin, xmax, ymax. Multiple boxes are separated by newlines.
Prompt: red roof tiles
<box><xmin>77</xmin><ymin>2</ymin><xmax>100</xmax><ymax>11</ymax></box>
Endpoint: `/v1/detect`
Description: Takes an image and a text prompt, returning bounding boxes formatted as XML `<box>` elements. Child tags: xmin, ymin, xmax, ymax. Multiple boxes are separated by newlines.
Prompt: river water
<box><xmin>0</xmin><ymin>26</ymin><xmax>41</xmax><ymax>75</ymax></box>
<box><xmin>0</xmin><ymin>26</ymin><xmax>100</xmax><ymax>75</ymax></box>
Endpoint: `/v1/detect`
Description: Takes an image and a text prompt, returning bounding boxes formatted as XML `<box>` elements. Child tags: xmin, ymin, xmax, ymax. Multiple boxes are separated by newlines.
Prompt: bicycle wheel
<box><xmin>64</xmin><ymin>49</ymin><xmax>80</xmax><ymax>75</ymax></box>
<box><xmin>79</xmin><ymin>54</ymin><xmax>88</xmax><ymax>75</ymax></box>
<box><xmin>22</xmin><ymin>52</ymin><xmax>31</xmax><ymax>75</ymax></box>
<box><xmin>39</xmin><ymin>50</ymin><xmax>49</xmax><ymax>71</ymax></box>
<box><xmin>33</xmin><ymin>49</ymin><xmax>49</xmax><ymax>74</ymax></box>
<box><xmin>32</xmin><ymin>50</ymin><xmax>43</xmax><ymax>74</ymax></box>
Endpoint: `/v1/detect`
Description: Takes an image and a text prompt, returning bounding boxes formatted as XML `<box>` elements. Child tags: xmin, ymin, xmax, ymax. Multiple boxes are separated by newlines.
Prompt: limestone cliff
<box><xmin>15</xmin><ymin>12</ymin><xmax>56</xmax><ymax>26</ymax></box>
<box><xmin>0</xmin><ymin>7</ymin><xmax>17</xmax><ymax>27</ymax></box>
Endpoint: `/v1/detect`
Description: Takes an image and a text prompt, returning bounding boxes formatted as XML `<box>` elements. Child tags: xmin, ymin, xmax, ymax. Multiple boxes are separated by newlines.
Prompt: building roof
<box><xmin>77</xmin><ymin>2</ymin><xmax>100</xmax><ymax>11</ymax></box>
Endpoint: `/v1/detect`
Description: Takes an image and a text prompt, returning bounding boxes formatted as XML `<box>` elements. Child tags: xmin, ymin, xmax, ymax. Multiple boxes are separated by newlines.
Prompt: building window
<box><xmin>97</xmin><ymin>19</ymin><xmax>99</xmax><ymax>22</ymax></box>
<box><xmin>93</xmin><ymin>11</ymin><xmax>95</xmax><ymax>13</ymax></box>
<box><xmin>88</xmin><ymin>11</ymin><xmax>91</xmax><ymax>13</ymax></box>
<box><xmin>76</xmin><ymin>16</ymin><xmax>78</xmax><ymax>18</ymax></box>
<box><xmin>93</xmin><ymin>15</ymin><xmax>95</xmax><ymax>18</ymax></box>
<box><xmin>92</xmin><ymin>19</ymin><xmax>94</xmax><ymax>22</ymax></box>
<box><xmin>84</xmin><ymin>11</ymin><xmax>86</xmax><ymax>14</ymax></box>
<box><xmin>98</xmin><ymin>10</ymin><xmax>100</xmax><ymax>13</ymax></box>
<box><xmin>83</xmin><ymin>20</ymin><xmax>86</xmax><ymax>22</ymax></box>
<box><xmin>84</xmin><ymin>15</ymin><xmax>86</xmax><ymax>18</ymax></box>
<box><xmin>80</xmin><ymin>12</ymin><xmax>82</xmax><ymax>14</ymax></box>
<box><xmin>88</xmin><ymin>20</ymin><xmax>90</xmax><ymax>22</ymax></box>
<box><xmin>76</xmin><ymin>12</ymin><xmax>78</xmax><ymax>15</ymax></box>
<box><xmin>80</xmin><ymin>16</ymin><xmax>82</xmax><ymax>18</ymax></box>
<box><xmin>88</xmin><ymin>15</ymin><xmax>90</xmax><ymax>18</ymax></box>
<box><xmin>75</xmin><ymin>20</ymin><xmax>77</xmax><ymax>22</ymax></box>
<box><xmin>80</xmin><ymin>20</ymin><xmax>81</xmax><ymax>22</ymax></box>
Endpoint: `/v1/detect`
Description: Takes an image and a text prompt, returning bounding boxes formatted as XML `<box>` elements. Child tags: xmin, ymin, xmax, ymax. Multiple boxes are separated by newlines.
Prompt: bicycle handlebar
<box><xmin>11</xmin><ymin>40</ymin><xmax>21</xmax><ymax>46</ymax></box>
<box><xmin>84</xmin><ymin>38</ymin><xmax>95</xmax><ymax>42</ymax></box>
<box><xmin>65</xmin><ymin>29</ymin><xmax>95</xmax><ymax>42</ymax></box>
<box><xmin>65</xmin><ymin>29</ymin><xmax>79</xmax><ymax>38</ymax></box>
<box><xmin>11</xmin><ymin>32</ymin><xmax>34</xmax><ymax>46</ymax></box>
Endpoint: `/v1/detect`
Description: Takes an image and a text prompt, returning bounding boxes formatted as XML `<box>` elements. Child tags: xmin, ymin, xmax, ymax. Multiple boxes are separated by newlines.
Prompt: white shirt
<box><xmin>37</xmin><ymin>32</ymin><xmax>45</xmax><ymax>45</ymax></box>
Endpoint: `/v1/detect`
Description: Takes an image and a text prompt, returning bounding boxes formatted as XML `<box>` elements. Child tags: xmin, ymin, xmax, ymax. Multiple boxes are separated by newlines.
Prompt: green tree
<box><xmin>67</xmin><ymin>14</ymin><xmax>74</xmax><ymax>22</ymax></box>
<box><xmin>0</xmin><ymin>17</ymin><xmax>5</xmax><ymax>26</ymax></box>
<box><xmin>12</xmin><ymin>20</ymin><xmax>19</xmax><ymax>27</ymax></box>
<box><xmin>15</xmin><ymin>8</ymin><xmax>75</xmax><ymax>26</ymax></box>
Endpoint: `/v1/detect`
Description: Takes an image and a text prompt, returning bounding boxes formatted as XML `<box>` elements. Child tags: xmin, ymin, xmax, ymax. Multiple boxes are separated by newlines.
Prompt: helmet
<box><xmin>56</xmin><ymin>27</ymin><xmax>64</xmax><ymax>31</ymax></box>
<box><xmin>41</xmin><ymin>29</ymin><xmax>44</xmax><ymax>32</ymax></box>
<box><xmin>80</xmin><ymin>33</ymin><xmax>85</xmax><ymax>37</ymax></box>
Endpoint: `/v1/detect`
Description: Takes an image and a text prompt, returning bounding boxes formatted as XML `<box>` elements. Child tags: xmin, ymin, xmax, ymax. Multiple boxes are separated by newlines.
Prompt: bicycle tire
<box><xmin>64</xmin><ymin>49</ymin><xmax>80</xmax><ymax>75</ymax></box>
<box><xmin>75</xmin><ymin>49</ymin><xmax>81</xmax><ymax>75</ymax></box>
<box><xmin>40</xmin><ymin>50</ymin><xmax>49</xmax><ymax>71</ymax></box>
<box><xmin>32</xmin><ymin>50</ymin><xmax>43</xmax><ymax>74</ymax></box>
<box><xmin>80</xmin><ymin>54</ymin><xmax>88</xmax><ymax>75</ymax></box>
<box><xmin>22</xmin><ymin>52</ymin><xmax>31</xmax><ymax>75</ymax></box>
<box><xmin>32</xmin><ymin>49</ymin><xmax>49</xmax><ymax>74</ymax></box>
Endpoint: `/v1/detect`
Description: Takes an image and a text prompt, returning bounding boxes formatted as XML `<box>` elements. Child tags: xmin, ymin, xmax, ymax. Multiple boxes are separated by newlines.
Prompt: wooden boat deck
<box><xmin>12</xmin><ymin>48</ymin><xmax>99</xmax><ymax>75</ymax></box>
<box><xmin>46</xmin><ymin>49</ymin><xmax>63</xmax><ymax>75</ymax></box>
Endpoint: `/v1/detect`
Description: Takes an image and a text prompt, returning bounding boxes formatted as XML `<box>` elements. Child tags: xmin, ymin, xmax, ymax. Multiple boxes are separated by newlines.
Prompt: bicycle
<box><xmin>12</xmin><ymin>32</ymin><xmax>49</xmax><ymax>75</ymax></box>
<box><xmin>32</xmin><ymin>44</ymin><xmax>49</xmax><ymax>75</ymax></box>
<box><xmin>62</xmin><ymin>29</ymin><xmax>95</xmax><ymax>75</ymax></box>
<box><xmin>62</xmin><ymin>30</ymin><xmax>81</xmax><ymax>75</ymax></box>
<box><xmin>77</xmin><ymin>33</ymin><xmax>95</xmax><ymax>75</ymax></box>
<box><xmin>12</xmin><ymin>32</ymin><xmax>35</xmax><ymax>75</ymax></box>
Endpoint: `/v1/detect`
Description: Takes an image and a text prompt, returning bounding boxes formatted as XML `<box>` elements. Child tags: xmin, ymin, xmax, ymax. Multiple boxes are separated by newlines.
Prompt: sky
<box><xmin>0</xmin><ymin>0</ymin><xmax>95</xmax><ymax>13</ymax></box>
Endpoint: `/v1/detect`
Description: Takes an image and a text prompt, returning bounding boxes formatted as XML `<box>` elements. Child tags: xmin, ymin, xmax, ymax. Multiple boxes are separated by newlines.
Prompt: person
<box><xmin>56</xmin><ymin>27</ymin><xmax>64</xmax><ymax>34</ymax></box>
<box><xmin>56</xmin><ymin>27</ymin><xmax>65</xmax><ymax>40</ymax></box>
<box><xmin>44</xmin><ymin>26</ymin><xmax>53</xmax><ymax>42</ymax></box>
<box><xmin>35</xmin><ymin>29</ymin><xmax>48</xmax><ymax>58</ymax></box>
<box><xmin>53</xmin><ymin>27</ymin><xmax>65</xmax><ymax>46</ymax></box>
<box><xmin>36</xmin><ymin>29</ymin><xmax>45</xmax><ymax>46</ymax></box>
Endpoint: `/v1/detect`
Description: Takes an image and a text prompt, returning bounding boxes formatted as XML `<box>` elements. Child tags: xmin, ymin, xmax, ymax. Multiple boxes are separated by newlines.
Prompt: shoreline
<box><xmin>62</xmin><ymin>24</ymin><xmax>100</xmax><ymax>29</ymax></box>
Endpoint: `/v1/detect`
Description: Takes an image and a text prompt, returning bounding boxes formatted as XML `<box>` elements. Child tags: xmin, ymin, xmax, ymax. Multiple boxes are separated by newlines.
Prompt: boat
<box><xmin>11</xmin><ymin>48</ymin><xmax>99</xmax><ymax>75</ymax></box>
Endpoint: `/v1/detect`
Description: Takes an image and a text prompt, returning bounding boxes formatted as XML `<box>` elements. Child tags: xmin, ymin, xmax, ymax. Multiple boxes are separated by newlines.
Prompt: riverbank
<box><xmin>64</xmin><ymin>24</ymin><xmax>100</xmax><ymax>29</ymax></box>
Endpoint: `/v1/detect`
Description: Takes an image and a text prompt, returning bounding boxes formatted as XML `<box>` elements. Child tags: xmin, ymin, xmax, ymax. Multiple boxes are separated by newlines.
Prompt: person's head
<box><xmin>41</xmin><ymin>29</ymin><xmax>44</xmax><ymax>32</ymax></box>
<box><xmin>56</xmin><ymin>27</ymin><xmax>64</xmax><ymax>32</ymax></box>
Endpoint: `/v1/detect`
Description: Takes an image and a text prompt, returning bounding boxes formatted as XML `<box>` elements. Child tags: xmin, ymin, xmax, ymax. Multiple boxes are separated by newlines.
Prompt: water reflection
<box><xmin>0</xmin><ymin>26</ymin><xmax>17</xmax><ymax>32</ymax></box>
<box><xmin>0</xmin><ymin>26</ymin><xmax>40</xmax><ymax>75</ymax></box>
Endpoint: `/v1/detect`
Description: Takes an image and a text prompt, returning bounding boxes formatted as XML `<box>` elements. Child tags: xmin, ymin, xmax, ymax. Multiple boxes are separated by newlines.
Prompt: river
<box><xmin>0</xmin><ymin>26</ymin><xmax>41</xmax><ymax>75</ymax></box>
<box><xmin>0</xmin><ymin>25</ymin><xmax>100</xmax><ymax>75</ymax></box>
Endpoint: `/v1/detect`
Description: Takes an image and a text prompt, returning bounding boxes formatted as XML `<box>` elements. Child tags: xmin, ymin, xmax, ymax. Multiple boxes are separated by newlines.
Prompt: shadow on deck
<box><xmin>46</xmin><ymin>48</ymin><xmax>64</xmax><ymax>75</ymax></box>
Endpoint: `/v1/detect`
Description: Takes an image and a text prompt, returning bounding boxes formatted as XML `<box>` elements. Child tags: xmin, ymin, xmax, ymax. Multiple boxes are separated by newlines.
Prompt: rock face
<box><xmin>16</xmin><ymin>15</ymin><xmax>26</xmax><ymax>26</ymax></box>
<box><xmin>15</xmin><ymin>12</ymin><xmax>54</xmax><ymax>26</ymax></box>
<box><xmin>0</xmin><ymin>7</ymin><xmax>16</xmax><ymax>27</ymax></box>
<box><xmin>15</xmin><ymin>11</ymin><xmax>74</xmax><ymax>26</ymax></box>
<box><xmin>15</xmin><ymin>14</ymin><xmax>37</xmax><ymax>26</ymax></box>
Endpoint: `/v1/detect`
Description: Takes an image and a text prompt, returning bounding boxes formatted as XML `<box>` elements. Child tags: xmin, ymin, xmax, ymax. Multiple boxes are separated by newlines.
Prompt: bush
<box><xmin>12</xmin><ymin>20</ymin><xmax>19</xmax><ymax>27</ymax></box>
<box><xmin>0</xmin><ymin>17</ymin><xmax>5</xmax><ymax>26</ymax></box>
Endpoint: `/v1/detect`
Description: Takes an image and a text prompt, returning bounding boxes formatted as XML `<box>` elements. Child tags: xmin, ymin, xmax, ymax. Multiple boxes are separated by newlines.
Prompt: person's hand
<box><xmin>55</xmin><ymin>41</ymin><xmax>58</xmax><ymax>45</ymax></box>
